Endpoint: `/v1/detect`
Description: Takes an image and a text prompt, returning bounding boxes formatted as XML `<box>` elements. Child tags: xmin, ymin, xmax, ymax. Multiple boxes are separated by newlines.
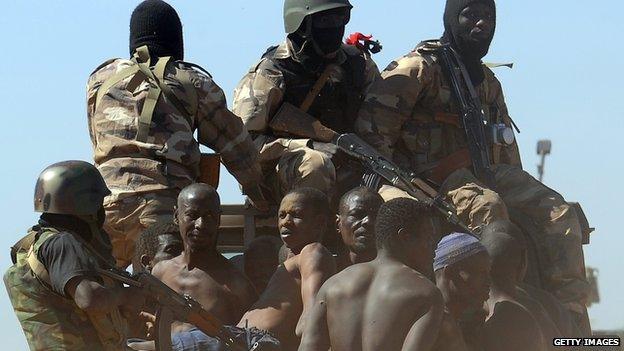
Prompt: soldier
<box><xmin>87</xmin><ymin>0</ymin><xmax>266</xmax><ymax>268</ymax></box>
<box><xmin>4</xmin><ymin>161</ymin><xmax>143</xmax><ymax>351</ymax></box>
<box><xmin>355</xmin><ymin>0</ymin><xmax>590</xmax><ymax>327</ymax></box>
<box><xmin>233</xmin><ymin>0</ymin><xmax>380</xmax><ymax>201</ymax></box>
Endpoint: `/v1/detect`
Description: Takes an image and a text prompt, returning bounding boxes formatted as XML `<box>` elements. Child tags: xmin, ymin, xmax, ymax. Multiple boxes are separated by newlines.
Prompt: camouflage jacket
<box><xmin>4</xmin><ymin>226</ymin><xmax>126</xmax><ymax>351</ymax></box>
<box><xmin>87</xmin><ymin>58</ymin><xmax>263</xmax><ymax>203</ymax></box>
<box><xmin>356</xmin><ymin>41</ymin><xmax>521</xmax><ymax>180</ymax></box>
<box><xmin>233</xmin><ymin>40</ymin><xmax>380</xmax><ymax>165</ymax></box>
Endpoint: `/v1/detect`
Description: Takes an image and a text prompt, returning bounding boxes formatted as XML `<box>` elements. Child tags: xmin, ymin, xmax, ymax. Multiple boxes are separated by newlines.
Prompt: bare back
<box><xmin>153</xmin><ymin>253</ymin><xmax>257</xmax><ymax>327</ymax></box>
<box><xmin>300</xmin><ymin>258</ymin><xmax>444</xmax><ymax>351</ymax></box>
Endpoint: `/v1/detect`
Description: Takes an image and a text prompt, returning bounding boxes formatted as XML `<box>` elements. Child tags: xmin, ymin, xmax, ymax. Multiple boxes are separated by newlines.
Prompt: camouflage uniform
<box><xmin>233</xmin><ymin>40</ymin><xmax>380</xmax><ymax>199</ymax></box>
<box><xmin>4</xmin><ymin>226</ymin><xmax>127</xmax><ymax>351</ymax></box>
<box><xmin>87</xmin><ymin>58</ymin><xmax>263</xmax><ymax>267</ymax></box>
<box><xmin>356</xmin><ymin>41</ymin><xmax>589</xmax><ymax>309</ymax></box>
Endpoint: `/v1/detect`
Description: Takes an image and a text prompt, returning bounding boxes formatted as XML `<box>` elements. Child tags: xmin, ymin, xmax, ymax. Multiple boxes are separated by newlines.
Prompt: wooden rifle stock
<box><xmin>269</xmin><ymin>102</ymin><xmax>338</xmax><ymax>143</ymax></box>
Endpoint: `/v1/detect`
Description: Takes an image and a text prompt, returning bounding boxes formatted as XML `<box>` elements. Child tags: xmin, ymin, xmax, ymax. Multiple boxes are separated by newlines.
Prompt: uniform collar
<box><xmin>275</xmin><ymin>39</ymin><xmax>348</xmax><ymax>66</ymax></box>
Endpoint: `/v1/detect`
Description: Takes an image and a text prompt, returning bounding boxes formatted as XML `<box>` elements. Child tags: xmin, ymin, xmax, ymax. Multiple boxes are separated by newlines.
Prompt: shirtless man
<box><xmin>152</xmin><ymin>184</ymin><xmax>258</xmax><ymax>329</ymax></box>
<box><xmin>483</xmin><ymin>221</ymin><xmax>581</xmax><ymax>336</ymax></box>
<box><xmin>481</xmin><ymin>231</ymin><xmax>550</xmax><ymax>351</ymax></box>
<box><xmin>133</xmin><ymin>221</ymin><xmax>183</xmax><ymax>273</ymax></box>
<box><xmin>335</xmin><ymin>187</ymin><xmax>384</xmax><ymax>271</ymax></box>
<box><xmin>432</xmin><ymin>233</ymin><xmax>490</xmax><ymax>351</ymax></box>
<box><xmin>238</xmin><ymin>187</ymin><xmax>336</xmax><ymax>350</ymax></box>
<box><xmin>299</xmin><ymin>198</ymin><xmax>444</xmax><ymax>351</ymax></box>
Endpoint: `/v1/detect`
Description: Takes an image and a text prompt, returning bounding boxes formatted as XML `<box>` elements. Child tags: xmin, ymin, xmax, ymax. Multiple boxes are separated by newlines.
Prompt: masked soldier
<box><xmin>87</xmin><ymin>0</ymin><xmax>266</xmax><ymax>267</ymax></box>
<box><xmin>356</xmin><ymin>0</ymin><xmax>590</xmax><ymax>332</ymax></box>
<box><xmin>4</xmin><ymin>161</ymin><xmax>142</xmax><ymax>351</ymax></box>
<box><xmin>233</xmin><ymin>0</ymin><xmax>380</xmax><ymax>201</ymax></box>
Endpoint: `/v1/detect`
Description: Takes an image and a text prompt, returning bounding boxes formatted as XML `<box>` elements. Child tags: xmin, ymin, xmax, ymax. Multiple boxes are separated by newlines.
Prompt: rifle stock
<box><xmin>269</xmin><ymin>102</ymin><xmax>338</xmax><ymax>143</ymax></box>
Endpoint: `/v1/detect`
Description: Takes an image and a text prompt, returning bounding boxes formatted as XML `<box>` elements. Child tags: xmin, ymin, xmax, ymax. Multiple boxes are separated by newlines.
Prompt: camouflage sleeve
<box><xmin>193</xmin><ymin>72</ymin><xmax>263</xmax><ymax>188</ymax></box>
<box><xmin>85</xmin><ymin>59</ymin><xmax>117</xmax><ymax>152</ymax></box>
<box><xmin>232</xmin><ymin>60</ymin><xmax>285</xmax><ymax>134</ymax></box>
<box><xmin>356</xmin><ymin>53</ymin><xmax>435</xmax><ymax>158</ymax></box>
<box><xmin>491</xmin><ymin>74</ymin><xmax>522</xmax><ymax>168</ymax></box>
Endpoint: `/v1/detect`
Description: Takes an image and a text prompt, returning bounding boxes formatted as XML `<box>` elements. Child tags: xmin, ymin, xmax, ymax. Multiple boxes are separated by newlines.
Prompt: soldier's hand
<box><xmin>311</xmin><ymin>141</ymin><xmax>347</xmax><ymax>164</ymax></box>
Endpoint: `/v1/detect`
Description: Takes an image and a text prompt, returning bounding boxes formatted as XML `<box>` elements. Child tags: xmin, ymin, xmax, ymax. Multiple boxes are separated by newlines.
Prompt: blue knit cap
<box><xmin>434</xmin><ymin>232</ymin><xmax>486</xmax><ymax>271</ymax></box>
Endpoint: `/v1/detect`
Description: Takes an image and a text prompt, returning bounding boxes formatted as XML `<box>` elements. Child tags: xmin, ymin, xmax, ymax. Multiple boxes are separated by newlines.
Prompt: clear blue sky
<box><xmin>1</xmin><ymin>1</ymin><xmax>622</xmax><ymax>349</ymax></box>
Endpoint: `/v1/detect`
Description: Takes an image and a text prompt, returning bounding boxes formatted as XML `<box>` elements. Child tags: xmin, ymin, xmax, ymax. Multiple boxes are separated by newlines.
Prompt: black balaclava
<box><xmin>129</xmin><ymin>0</ymin><xmax>184</xmax><ymax>61</ymax></box>
<box><xmin>288</xmin><ymin>8</ymin><xmax>349</xmax><ymax>72</ymax></box>
<box><xmin>441</xmin><ymin>0</ymin><xmax>496</xmax><ymax>85</ymax></box>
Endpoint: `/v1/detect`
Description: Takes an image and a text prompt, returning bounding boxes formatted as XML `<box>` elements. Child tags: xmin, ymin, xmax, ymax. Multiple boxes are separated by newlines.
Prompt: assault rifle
<box><xmin>269</xmin><ymin>103</ymin><xmax>475</xmax><ymax>236</ymax></box>
<box><xmin>435</xmin><ymin>44</ymin><xmax>497</xmax><ymax>188</ymax></box>
<box><xmin>96</xmin><ymin>268</ymin><xmax>246</xmax><ymax>351</ymax></box>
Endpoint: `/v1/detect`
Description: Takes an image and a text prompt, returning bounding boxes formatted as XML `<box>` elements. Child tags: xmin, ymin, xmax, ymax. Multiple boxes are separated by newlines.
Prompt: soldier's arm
<box><xmin>355</xmin><ymin>54</ymin><xmax>433</xmax><ymax>158</ymax></box>
<box><xmin>297</xmin><ymin>284</ymin><xmax>331</xmax><ymax>351</ymax></box>
<box><xmin>295</xmin><ymin>243</ymin><xmax>336</xmax><ymax>338</ymax></box>
<box><xmin>362</xmin><ymin>53</ymin><xmax>382</xmax><ymax>94</ymax></box>
<box><xmin>193</xmin><ymin>73</ymin><xmax>265</xmax><ymax>199</ymax></box>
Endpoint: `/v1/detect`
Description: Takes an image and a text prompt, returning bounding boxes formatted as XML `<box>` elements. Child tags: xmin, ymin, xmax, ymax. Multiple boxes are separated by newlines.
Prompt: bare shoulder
<box><xmin>299</xmin><ymin>243</ymin><xmax>335</xmax><ymax>264</ymax></box>
<box><xmin>297</xmin><ymin>243</ymin><xmax>336</xmax><ymax>275</ymax></box>
<box><xmin>392</xmin><ymin>266</ymin><xmax>442</xmax><ymax>304</ymax></box>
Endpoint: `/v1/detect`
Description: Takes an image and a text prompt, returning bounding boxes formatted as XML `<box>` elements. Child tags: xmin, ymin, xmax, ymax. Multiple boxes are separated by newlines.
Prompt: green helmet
<box><xmin>284</xmin><ymin>0</ymin><xmax>353</xmax><ymax>34</ymax></box>
<box><xmin>34</xmin><ymin>160</ymin><xmax>111</xmax><ymax>216</ymax></box>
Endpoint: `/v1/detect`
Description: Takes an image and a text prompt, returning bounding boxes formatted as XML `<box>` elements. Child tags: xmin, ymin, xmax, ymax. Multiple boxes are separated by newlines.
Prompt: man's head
<box><xmin>34</xmin><ymin>160</ymin><xmax>111</xmax><ymax>245</ymax></box>
<box><xmin>375</xmin><ymin>198</ymin><xmax>437</xmax><ymax>275</ymax></box>
<box><xmin>443</xmin><ymin>0</ymin><xmax>496</xmax><ymax>61</ymax></box>
<box><xmin>337</xmin><ymin>187</ymin><xmax>384</xmax><ymax>259</ymax></box>
<box><xmin>481</xmin><ymin>230</ymin><xmax>524</xmax><ymax>285</ymax></box>
<box><xmin>278</xmin><ymin>187</ymin><xmax>329</xmax><ymax>253</ymax></box>
<box><xmin>175</xmin><ymin>184</ymin><xmax>221</xmax><ymax>253</ymax></box>
<box><xmin>482</xmin><ymin>220</ymin><xmax>528</xmax><ymax>280</ymax></box>
<box><xmin>244</xmin><ymin>236</ymin><xmax>283</xmax><ymax>293</ymax></box>
<box><xmin>130</xmin><ymin>0</ymin><xmax>184</xmax><ymax>60</ymax></box>
<box><xmin>285</xmin><ymin>0</ymin><xmax>352</xmax><ymax>58</ymax></box>
<box><xmin>434</xmin><ymin>233</ymin><xmax>491</xmax><ymax>311</ymax></box>
<box><xmin>133</xmin><ymin>222</ymin><xmax>183</xmax><ymax>273</ymax></box>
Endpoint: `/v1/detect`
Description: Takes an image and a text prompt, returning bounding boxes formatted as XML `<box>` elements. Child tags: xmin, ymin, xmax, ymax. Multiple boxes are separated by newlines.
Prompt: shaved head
<box><xmin>481</xmin><ymin>231</ymin><xmax>523</xmax><ymax>281</ymax></box>
<box><xmin>338</xmin><ymin>187</ymin><xmax>384</xmax><ymax>215</ymax></box>
<box><xmin>176</xmin><ymin>183</ymin><xmax>221</xmax><ymax>252</ymax></box>
<box><xmin>178</xmin><ymin>183</ymin><xmax>220</xmax><ymax>210</ymax></box>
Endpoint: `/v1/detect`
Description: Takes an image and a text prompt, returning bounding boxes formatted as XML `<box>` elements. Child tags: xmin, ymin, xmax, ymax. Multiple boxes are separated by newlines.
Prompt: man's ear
<box><xmin>173</xmin><ymin>206</ymin><xmax>179</xmax><ymax>225</ymax></box>
<box><xmin>140</xmin><ymin>254</ymin><xmax>152</xmax><ymax>270</ymax></box>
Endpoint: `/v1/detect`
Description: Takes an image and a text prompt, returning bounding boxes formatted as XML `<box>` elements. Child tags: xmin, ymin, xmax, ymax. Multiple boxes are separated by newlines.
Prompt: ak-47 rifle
<box><xmin>435</xmin><ymin>44</ymin><xmax>497</xmax><ymax>188</ymax></box>
<box><xmin>269</xmin><ymin>103</ymin><xmax>475</xmax><ymax>236</ymax></box>
<box><xmin>96</xmin><ymin>268</ymin><xmax>247</xmax><ymax>351</ymax></box>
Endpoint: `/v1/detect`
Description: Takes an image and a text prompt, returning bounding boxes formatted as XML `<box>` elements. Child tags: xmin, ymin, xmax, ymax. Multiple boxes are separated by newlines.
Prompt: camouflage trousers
<box><xmin>380</xmin><ymin>164</ymin><xmax>590</xmax><ymax>310</ymax></box>
<box><xmin>104</xmin><ymin>190</ymin><xmax>178</xmax><ymax>268</ymax></box>
<box><xmin>264</xmin><ymin>145</ymin><xmax>336</xmax><ymax>200</ymax></box>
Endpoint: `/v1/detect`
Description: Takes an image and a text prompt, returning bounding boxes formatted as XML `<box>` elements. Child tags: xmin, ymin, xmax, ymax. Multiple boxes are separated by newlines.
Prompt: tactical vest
<box><xmin>4</xmin><ymin>226</ymin><xmax>127</xmax><ymax>351</ymax></box>
<box><xmin>262</xmin><ymin>45</ymin><xmax>367</xmax><ymax>134</ymax></box>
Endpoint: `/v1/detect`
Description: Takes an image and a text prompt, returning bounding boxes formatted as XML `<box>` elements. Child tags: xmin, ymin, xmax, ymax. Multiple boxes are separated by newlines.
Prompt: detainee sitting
<box><xmin>481</xmin><ymin>231</ymin><xmax>549</xmax><ymax>351</ymax></box>
<box><xmin>238</xmin><ymin>187</ymin><xmax>336</xmax><ymax>350</ymax></box>
<box><xmin>133</xmin><ymin>221</ymin><xmax>183</xmax><ymax>273</ymax></box>
<box><xmin>335</xmin><ymin>187</ymin><xmax>384</xmax><ymax>271</ymax></box>
<box><xmin>298</xmin><ymin>198</ymin><xmax>444</xmax><ymax>351</ymax></box>
<box><xmin>432</xmin><ymin>233</ymin><xmax>491</xmax><ymax>351</ymax></box>
<box><xmin>152</xmin><ymin>184</ymin><xmax>258</xmax><ymax>329</ymax></box>
<box><xmin>482</xmin><ymin>220</ymin><xmax>581</xmax><ymax>337</ymax></box>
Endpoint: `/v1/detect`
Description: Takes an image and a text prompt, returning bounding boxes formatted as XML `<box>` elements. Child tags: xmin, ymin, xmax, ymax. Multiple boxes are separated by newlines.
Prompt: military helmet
<box><xmin>34</xmin><ymin>160</ymin><xmax>111</xmax><ymax>216</ymax></box>
<box><xmin>284</xmin><ymin>0</ymin><xmax>353</xmax><ymax>34</ymax></box>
